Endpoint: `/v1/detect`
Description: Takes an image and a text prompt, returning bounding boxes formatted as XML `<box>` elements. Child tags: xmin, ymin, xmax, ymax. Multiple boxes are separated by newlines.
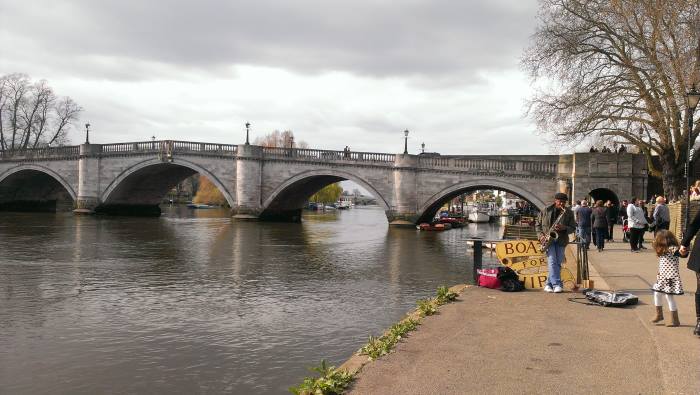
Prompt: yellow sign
<box><xmin>495</xmin><ymin>240</ymin><xmax>575</xmax><ymax>289</ymax></box>
<box><xmin>495</xmin><ymin>239</ymin><xmax>542</xmax><ymax>259</ymax></box>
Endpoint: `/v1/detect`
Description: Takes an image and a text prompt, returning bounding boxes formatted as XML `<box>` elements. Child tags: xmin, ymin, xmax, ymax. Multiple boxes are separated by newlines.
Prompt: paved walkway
<box><xmin>347</xmin><ymin>236</ymin><xmax>699</xmax><ymax>394</ymax></box>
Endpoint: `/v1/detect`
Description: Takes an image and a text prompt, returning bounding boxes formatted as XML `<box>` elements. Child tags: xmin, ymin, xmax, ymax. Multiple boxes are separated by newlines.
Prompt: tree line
<box><xmin>0</xmin><ymin>73</ymin><xmax>81</xmax><ymax>150</ymax></box>
<box><xmin>523</xmin><ymin>0</ymin><xmax>700</xmax><ymax>198</ymax></box>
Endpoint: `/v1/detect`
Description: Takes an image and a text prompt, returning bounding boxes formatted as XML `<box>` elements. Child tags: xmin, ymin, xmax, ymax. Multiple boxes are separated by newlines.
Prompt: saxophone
<box><xmin>539</xmin><ymin>208</ymin><xmax>567</xmax><ymax>253</ymax></box>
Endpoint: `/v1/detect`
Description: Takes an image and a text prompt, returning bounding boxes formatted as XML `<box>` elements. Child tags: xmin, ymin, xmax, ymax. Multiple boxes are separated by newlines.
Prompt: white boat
<box><xmin>336</xmin><ymin>196</ymin><xmax>353</xmax><ymax>209</ymax></box>
<box><xmin>468</xmin><ymin>211</ymin><xmax>490</xmax><ymax>223</ymax></box>
<box><xmin>466</xmin><ymin>202</ymin><xmax>491</xmax><ymax>223</ymax></box>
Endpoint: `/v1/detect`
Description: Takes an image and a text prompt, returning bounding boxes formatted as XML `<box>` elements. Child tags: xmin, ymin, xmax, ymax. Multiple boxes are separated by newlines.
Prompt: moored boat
<box><xmin>187</xmin><ymin>203</ymin><xmax>216</xmax><ymax>209</ymax></box>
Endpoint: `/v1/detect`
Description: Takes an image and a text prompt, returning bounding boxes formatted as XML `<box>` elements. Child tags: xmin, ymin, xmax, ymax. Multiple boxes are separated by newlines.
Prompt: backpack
<box><xmin>497</xmin><ymin>266</ymin><xmax>525</xmax><ymax>292</ymax></box>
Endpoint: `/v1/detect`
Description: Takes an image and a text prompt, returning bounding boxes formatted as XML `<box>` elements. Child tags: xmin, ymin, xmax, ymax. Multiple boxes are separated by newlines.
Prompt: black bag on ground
<box><xmin>583</xmin><ymin>289</ymin><xmax>638</xmax><ymax>307</ymax></box>
<box><xmin>497</xmin><ymin>266</ymin><xmax>524</xmax><ymax>292</ymax></box>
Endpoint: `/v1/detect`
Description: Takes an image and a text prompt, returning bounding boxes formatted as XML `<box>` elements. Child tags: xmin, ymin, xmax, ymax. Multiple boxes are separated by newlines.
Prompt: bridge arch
<box><xmin>0</xmin><ymin>164</ymin><xmax>77</xmax><ymax>201</ymax></box>
<box><xmin>0</xmin><ymin>164</ymin><xmax>77</xmax><ymax>211</ymax></box>
<box><xmin>261</xmin><ymin>169</ymin><xmax>391</xmax><ymax>221</ymax></box>
<box><xmin>417</xmin><ymin>178</ymin><xmax>547</xmax><ymax>223</ymax></box>
<box><xmin>101</xmin><ymin>158</ymin><xmax>235</xmax><ymax>209</ymax></box>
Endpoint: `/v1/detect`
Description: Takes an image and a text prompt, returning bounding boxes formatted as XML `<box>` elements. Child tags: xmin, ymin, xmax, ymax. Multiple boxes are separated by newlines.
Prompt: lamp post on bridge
<box><xmin>245</xmin><ymin>122</ymin><xmax>250</xmax><ymax>145</ymax></box>
<box><xmin>685</xmin><ymin>85</ymin><xmax>700</xmax><ymax>234</ymax></box>
<box><xmin>421</xmin><ymin>142</ymin><xmax>425</xmax><ymax>154</ymax></box>
<box><xmin>403</xmin><ymin>130</ymin><xmax>409</xmax><ymax>154</ymax></box>
<box><xmin>84</xmin><ymin>123</ymin><xmax>90</xmax><ymax>144</ymax></box>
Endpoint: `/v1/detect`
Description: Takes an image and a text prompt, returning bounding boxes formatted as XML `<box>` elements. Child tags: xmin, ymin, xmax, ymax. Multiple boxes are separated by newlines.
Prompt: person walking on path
<box><xmin>591</xmin><ymin>200</ymin><xmax>609</xmax><ymax>252</ymax></box>
<box><xmin>627</xmin><ymin>198</ymin><xmax>648</xmax><ymax>253</ymax></box>
<box><xmin>651</xmin><ymin>230</ymin><xmax>684</xmax><ymax>327</ymax></box>
<box><xmin>576</xmin><ymin>200</ymin><xmax>592</xmax><ymax>249</ymax></box>
<box><xmin>638</xmin><ymin>200</ymin><xmax>651</xmax><ymax>250</ymax></box>
<box><xmin>652</xmin><ymin>196</ymin><xmax>670</xmax><ymax>234</ymax></box>
<box><xmin>620</xmin><ymin>200</ymin><xmax>629</xmax><ymax>242</ymax></box>
<box><xmin>536</xmin><ymin>192</ymin><xmax>576</xmax><ymax>293</ymax></box>
<box><xmin>605</xmin><ymin>200</ymin><xmax>616</xmax><ymax>242</ymax></box>
<box><xmin>679</xmin><ymin>210</ymin><xmax>700</xmax><ymax>336</ymax></box>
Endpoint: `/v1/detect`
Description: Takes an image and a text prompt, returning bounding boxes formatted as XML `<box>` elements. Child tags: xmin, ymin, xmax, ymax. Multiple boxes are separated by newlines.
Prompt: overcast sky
<box><xmin>0</xmin><ymin>0</ymin><xmax>551</xmax><ymax>155</ymax></box>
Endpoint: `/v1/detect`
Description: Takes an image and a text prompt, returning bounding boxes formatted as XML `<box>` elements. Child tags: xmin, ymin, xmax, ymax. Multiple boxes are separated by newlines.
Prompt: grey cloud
<box><xmin>1</xmin><ymin>0</ymin><xmax>538</xmax><ymax>80</ymax></box>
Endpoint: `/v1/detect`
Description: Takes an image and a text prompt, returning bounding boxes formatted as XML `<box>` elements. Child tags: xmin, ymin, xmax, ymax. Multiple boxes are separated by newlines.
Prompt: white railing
<box><xmin>100</xmin><ymin>140</ymin><xmax>238</xmax><ymax>156</ymax></box>
<box><xmin>419</xmin><ymin>156</ymin><xmax>557</xmax><ymax>174</ymax></box>
<box><xmin>262</xmin><ymin>147</ymin><xmax>395</xmax><ymax>163</ymax></box>
<box><xmin>0</xmin><ymin>145</ymin><xmax>80</xmax><ymax>160</ymax></box>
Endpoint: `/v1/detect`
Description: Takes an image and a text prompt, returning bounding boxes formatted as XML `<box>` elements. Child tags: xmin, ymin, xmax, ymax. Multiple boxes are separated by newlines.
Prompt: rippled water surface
<box><xmin>0</xmin><ymin>206</ymin><xmax>501</xmax><ymax>394</ymax></box>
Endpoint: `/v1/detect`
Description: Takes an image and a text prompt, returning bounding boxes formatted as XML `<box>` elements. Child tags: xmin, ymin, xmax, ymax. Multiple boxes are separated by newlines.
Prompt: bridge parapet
<box><xmin>261</xmin><ymin>146</ymin><xmax>396</xmax><ymax>164</ymax></box>
<box><xmin>417</xmin><ymin>155</ymin><xmax>559</xmax><ymax>175</ymax></box>
<box><xmin>0</xmin><ymin>145</ymin><xmax>80</xmax><ymax>161</ymax></box>
<box><xmin>100</xmin><ymin>140</ymin><xmax>238</xmax><ymax>157</ymax></box>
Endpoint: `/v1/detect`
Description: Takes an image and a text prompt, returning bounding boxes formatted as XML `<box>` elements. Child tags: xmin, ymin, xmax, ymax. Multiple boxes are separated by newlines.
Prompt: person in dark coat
<box><xmin>576</xmin><ymin>200</ymin><xmax>592</xmax><ymax>249</ymax></box>
<box><xmin>679</xmin><ymin>211</ymin><xmax>700</xmax><ymax>337</ymax></box>
<box><xmin>605</xmin><ymin>200</ymin><xmax>616</xmax><ymax>241</ymax></box>
<box><xmin>591</xmin><ymin>200</ymin><xmax>609</xmax><ymax>252</ymax></box>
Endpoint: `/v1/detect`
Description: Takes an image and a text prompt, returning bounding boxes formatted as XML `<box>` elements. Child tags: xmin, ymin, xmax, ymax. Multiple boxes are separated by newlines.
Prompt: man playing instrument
<box><xmin>536</xmin><ymin>192</ymin><xmax>577</xmax><ymax>293</ymax></box>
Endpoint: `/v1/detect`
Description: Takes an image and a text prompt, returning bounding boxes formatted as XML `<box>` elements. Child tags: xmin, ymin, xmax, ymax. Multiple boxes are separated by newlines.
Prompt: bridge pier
<box><xmin>74</xmin><ymin>143</ymin><xmax>101</xmax><ymax>214</ymax></box>
<box><xmin>389</xmin><ymin>154</ymin><xmax>419</xmax><ymax>227</ymax></box>
<box><xmin>232</xmin><ymin>144</ymin><xmax>262</xmax><ymax>220</ymax></box>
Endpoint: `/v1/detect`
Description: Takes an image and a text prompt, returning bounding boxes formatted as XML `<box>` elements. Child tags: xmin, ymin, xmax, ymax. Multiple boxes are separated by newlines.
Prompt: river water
<box><xmin>0</xmin><ymin>206</ymin><xmax>501</xmax><ymax>394</ymax></box>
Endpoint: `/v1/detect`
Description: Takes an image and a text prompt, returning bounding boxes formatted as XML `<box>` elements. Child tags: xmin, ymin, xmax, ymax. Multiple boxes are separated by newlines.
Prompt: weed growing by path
<box><xmin>289</xmin><ymin>360</ymin><xmax>353</xmax><ymax>395</ymax></box>
<box><xmin>358</xmin><ymin>318</ymin><xmax>420</xmax><ymax>360</ymax></box>
<box><xmin>435</xmin><ymin>286</ymin><xmax>458</xmax><ymax>305</ymax></box>
<box><xmin>417</xmin><ymin>299</ymin><xmax>437</xmax><ymax>316</ymax></box>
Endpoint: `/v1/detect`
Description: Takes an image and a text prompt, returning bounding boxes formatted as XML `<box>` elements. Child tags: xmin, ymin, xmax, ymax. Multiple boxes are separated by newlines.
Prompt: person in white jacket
<box><xmin>627</xmin><ymin>198</ymin><xmax>648</xmax><ymax>253</ymax></box>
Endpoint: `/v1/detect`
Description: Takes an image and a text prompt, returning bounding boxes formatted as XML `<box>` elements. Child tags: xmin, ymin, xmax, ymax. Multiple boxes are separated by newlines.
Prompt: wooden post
<box><xmin>472</xmin><ymin>240</ymin><xmax>482</xmax><ymax>285</ymax></box>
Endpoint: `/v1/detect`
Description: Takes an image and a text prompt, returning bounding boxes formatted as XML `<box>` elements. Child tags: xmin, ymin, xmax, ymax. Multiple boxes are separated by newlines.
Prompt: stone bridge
<box><xmin>0</xmin><ymin>140</ymin><xmax>647</xmax><ymax>225</ymax></box>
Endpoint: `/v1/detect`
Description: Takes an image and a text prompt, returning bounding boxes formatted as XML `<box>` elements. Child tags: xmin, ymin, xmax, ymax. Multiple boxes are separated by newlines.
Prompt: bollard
<box><xmin>472</xmin><ymin>240</ymin><xmax>483</xmax><ymax>285</ymax></box>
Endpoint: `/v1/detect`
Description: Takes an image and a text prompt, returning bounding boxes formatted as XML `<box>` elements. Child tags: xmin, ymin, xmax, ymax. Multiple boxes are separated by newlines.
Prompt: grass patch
<box><xmin>289</xmin><ymin>360</ymin><xmax>354</xmax><ymax>395</ymax></box>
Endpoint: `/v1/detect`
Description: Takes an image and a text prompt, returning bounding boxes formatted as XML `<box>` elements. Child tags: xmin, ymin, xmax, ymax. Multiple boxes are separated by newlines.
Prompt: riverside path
<box><xmin>347</xmin><ymin>236</ymin><xmax>699</xmax><ymax>394</ymax></box>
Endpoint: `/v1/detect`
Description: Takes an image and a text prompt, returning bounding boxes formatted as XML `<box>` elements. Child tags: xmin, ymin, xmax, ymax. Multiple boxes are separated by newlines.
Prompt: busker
<box><xmin>679</xmin><ymin>209</ymin><xmax>700</xmax><ymax>337</ymax></box>
<box><xmin>536</xmin><ymin>192</ymin><xmax>576</xmax><ymax>293</ymax></box>
<box><xmin>591</xmin><ymin>200</ymin><xmax>609</xmax><ymax>252</ymax></box>
<box><xmin>626</xmin><ymin>198</ymin><xmax>648</xmax><ymax>253</ymax></box>
<box><xmin>652</xmin><ymin>230</ymin><xmax>683</xmax><ymax>327</ymax></box>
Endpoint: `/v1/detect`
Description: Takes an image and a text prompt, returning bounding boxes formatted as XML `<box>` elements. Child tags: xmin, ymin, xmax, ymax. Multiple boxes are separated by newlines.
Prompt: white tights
<box><xmin>654</xmin><ymin>291</ymin><xmax>677</xmax><ymax>311</ymax></box>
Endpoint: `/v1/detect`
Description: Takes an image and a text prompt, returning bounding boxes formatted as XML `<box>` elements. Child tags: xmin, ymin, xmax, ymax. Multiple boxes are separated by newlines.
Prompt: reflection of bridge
<box><xmin>0</xmin><ymin>140</ymin><xmax>647</xmax><ymax>225</ymax></box>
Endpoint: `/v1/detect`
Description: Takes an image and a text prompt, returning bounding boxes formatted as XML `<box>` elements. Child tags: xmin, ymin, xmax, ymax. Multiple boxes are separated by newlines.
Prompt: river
<box><xmin>0</xmin><ymin>206</ymin><xmax>502</xmax><ymax>394</ymax></box>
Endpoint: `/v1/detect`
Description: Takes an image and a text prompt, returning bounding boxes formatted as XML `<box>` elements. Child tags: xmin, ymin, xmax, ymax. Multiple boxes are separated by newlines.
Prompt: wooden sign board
<box><xmin>495</xmin><ymin>239</ymin><xmax>576</xmax><ymax>289</ymax></box>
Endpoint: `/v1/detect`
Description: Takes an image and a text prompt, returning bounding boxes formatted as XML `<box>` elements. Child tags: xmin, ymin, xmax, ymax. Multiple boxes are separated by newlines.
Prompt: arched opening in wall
<box><xmin>587</xmin><ymin>188</ymin><xmax>619</xmax><ymax>207</ymax></box>
<box><xmin>99</xmin><ymin>162</ymin><xmax>233</xmax><ymax>216</ymax></box>
<box><xmin>260</xmin><ymin>173</ymin><xmax>389</xmax><ymax>223</ymax></box>
<box><xmin>416</xmin><ymin>186</ymin><xmax>542</xmax><ymax>227</ymax></box>
<box><xmin>0</xmin><ymin>169</ymin><xmax>75</xmax><ymax>212</ymax></box>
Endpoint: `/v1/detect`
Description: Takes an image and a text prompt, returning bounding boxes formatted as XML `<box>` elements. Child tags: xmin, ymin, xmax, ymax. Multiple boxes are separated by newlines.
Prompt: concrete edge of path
<box><xmin>337</xmin><ymin>284</ymin><xmax>470</xmax><ymax>376</ymax></box>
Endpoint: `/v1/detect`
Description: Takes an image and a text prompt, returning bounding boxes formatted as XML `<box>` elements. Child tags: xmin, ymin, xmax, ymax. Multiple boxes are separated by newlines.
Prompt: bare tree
<box><xmin>253</xmin><ymin>129</ymin><xmax>309</xmax><ymax>148</ymax></box>
<box><xmin>0</xmin><ymin>73</ymin><xmax>82</xmax><ymax>151</ymax></box>
<box><xmin>523</xmin><ymin>0</ymin><xmax>700</xmax><ymax>198</ymax></box>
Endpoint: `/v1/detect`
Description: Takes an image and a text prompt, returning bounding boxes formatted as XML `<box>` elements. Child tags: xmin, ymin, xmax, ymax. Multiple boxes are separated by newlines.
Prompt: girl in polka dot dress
<box><xmin>651</xmin><ymin>230</ymin><xmax>684</xmax><ymax>327</ymax></box>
